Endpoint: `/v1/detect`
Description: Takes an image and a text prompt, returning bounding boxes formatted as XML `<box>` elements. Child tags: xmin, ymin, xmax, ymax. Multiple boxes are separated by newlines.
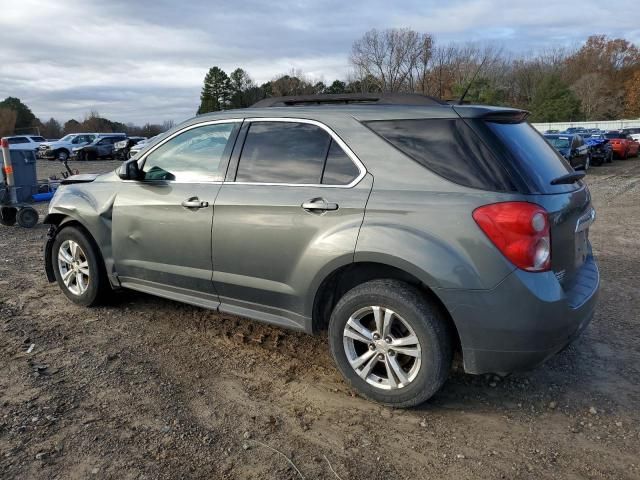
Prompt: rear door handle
<box><xmin>182</xmin><ymin>197</ymin><xmax>209</xmax><ymax>209</ymax></box>
<box><xmin>301</xmin><ymin>198</ymin><xmax>339</xmax><ymax>212</ymax></box>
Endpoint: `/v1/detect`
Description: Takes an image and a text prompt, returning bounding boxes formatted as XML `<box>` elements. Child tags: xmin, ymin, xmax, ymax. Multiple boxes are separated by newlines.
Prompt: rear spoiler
<box><xmin>479</xmin><ymin>110</ymin><xmax>530</xmax><ymax>124</ymax></box>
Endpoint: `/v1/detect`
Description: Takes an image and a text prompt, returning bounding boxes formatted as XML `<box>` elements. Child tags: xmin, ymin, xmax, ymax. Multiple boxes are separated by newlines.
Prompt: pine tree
<box><xmin>197</xmin><ymin>67</ymin><xmax>231</xmax><ymax>114</ymax></box>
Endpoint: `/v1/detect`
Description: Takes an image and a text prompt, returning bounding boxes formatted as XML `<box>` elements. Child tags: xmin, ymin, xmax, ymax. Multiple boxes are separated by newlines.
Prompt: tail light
<box><xmin>473</xmin><ymin>202</ymin><xmax>551</xmax><ymax>272</ymax></box>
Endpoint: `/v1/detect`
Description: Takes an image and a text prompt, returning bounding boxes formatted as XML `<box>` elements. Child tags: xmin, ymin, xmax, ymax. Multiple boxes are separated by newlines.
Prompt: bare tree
<box><xmin>571</xmin><ymin>73</ymin><xmax>610</xmax><ymax>120</ymax></box>
<box><xmin>351</xmin><ymin>28</ymin><xmax>432</xmax><ymax>92</ymax></box>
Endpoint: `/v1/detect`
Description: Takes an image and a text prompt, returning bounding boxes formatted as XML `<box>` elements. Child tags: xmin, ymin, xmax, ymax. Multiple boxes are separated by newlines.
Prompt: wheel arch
<box><xmin>311</xmin><ymin>261</ymin><xmax>461</xmax><ymax>352</ymax></box>
<box><xmin>44</xmin><ymin>215</ymin><xmax>110</xmax><ymax>286</ymax></box>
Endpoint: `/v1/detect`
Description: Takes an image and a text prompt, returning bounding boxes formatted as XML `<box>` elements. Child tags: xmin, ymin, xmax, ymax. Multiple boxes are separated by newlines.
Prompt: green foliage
<box><xmin>529</xmin><ymin>75</ymin><xmax>582</xmax><ymax>122</ymax></box>
<box><xmin>198</xmin><ymin>66</ymin><xmax>232</xmax><ymax>114</ymax></box>
<box><xmin>0</xmin><ymin>97</ymin><xmax>39</xmax><ymax>130</ymax></box>
<box><xmin>326</xmin><ymin>80</ymin><xmax>347</xmax><ymax>94</ymax></box>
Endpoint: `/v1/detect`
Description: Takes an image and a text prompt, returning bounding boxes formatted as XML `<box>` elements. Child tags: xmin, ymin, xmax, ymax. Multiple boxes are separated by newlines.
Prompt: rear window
<box><xmin>482</xmin><ymin>121</ymin><xmax>576</xmax><ymax>194</ymax></box>
<box><xmin>365</xmin><ymin>118</ymin><xmax>516</xmax><ymax>191</ymax></box>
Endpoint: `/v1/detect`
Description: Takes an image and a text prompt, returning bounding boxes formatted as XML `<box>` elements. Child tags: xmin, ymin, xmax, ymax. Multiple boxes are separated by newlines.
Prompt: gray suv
<box><xmin>44</xmin><ymin>94</ymin><xmax>599</xmax><ymax>407</ymax></box>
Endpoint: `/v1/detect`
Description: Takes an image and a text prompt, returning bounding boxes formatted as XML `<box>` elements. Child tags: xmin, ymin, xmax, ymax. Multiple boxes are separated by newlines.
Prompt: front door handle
<box><xmin>301</xmin><ymin>198</ymin><xmax>339</xmax><ymax>212</ymax></box>
<box><xmin>182</xmin><ymin>197</ymin><xmax>209</xmax><ymax>209</ymax></box>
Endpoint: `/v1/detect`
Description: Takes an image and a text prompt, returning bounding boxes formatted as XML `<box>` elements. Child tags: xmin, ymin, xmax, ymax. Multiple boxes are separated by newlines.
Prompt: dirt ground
<box><xmin>1</xmin><ymin>158</ymin><xmax>639</xmax><ymax>479</ymax></box>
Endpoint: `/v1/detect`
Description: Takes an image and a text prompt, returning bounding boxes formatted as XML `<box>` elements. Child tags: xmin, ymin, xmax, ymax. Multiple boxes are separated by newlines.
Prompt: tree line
<box><xmin>0</xmin><ymin>97</ymin><xmax>173</xmax><ymax>139</ymax></box>
<box><xmin>198</xmin><ymin>31</ymin><xmax>640</xmax><ymax>123</ymax></box>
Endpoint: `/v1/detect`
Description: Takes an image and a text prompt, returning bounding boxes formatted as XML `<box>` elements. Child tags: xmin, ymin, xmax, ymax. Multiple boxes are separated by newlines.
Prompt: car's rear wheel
<box><xmin>52</xmin><ymin>226</ymin><xmax>109</xmax><ymax>306</ymax></box>
<box><xmin>328</xmin><ymin>279</ymin><xmax>452</xmax><ymax>408</ymax></box>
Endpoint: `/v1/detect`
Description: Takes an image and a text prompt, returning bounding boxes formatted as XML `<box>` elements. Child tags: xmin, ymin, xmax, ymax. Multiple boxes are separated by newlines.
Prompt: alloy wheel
<box><xmin>57</xmin><ymin>240</ymin><xmax>90</xmax><ymax>296</ymax></box>
<box><xmin>343</xmin><ymin>306</ymin><xmax>422</xmax><ymax>390</ymax></box>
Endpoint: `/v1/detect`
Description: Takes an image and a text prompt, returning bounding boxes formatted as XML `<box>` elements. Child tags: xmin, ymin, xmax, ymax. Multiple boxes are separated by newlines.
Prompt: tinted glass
<box><xmin>605</xmin><ymin>132</ymin><xmax>622</xmax><ymax>139</ymax></box>
<box><xmin>485</xmin><ymin>121</ymin><xmax>575</xmax><ymax>193</ymax></box>
<box><xmin>31</xmin><ymin>136</ymin><xmax>45</xmax><ymax>142</ymax></box>
<box><xmin>8</xmin><ymin>137</ymin><xmax>29</xmax><ymax>144</ymax></box>
<box><xmin>366</xmin><ymin>118</ymin><xmax>515</xmax><ymax>191</ymax></box>
<box><xmin>321</xmin><ymin>140</ymin><xmax>360</xmax><ymax>185</ymax></box>
<box><xmin>143</xmin><ymin>122</ymin><xmax>237</xmax><ymax>182</ymax></box>
<box><xmin>236</xmin><ymin>122</ymin><xmax>330</xmax><ymax>184</ymax></box>
<box><xmin>546</xmin><ymin>136</ymin><xmax>570</xmax><ymax>149</ymax></box>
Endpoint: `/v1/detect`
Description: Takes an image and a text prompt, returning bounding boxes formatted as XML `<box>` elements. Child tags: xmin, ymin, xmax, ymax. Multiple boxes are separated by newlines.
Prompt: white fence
<box><xmin>532</xmin><ymin>119</ymin><xmax>640</xmax><ymax>132</ymax></box>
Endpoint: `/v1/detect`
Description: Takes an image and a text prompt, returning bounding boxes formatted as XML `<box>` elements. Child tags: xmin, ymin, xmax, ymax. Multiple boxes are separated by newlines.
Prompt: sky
<box><xmin>1</xmin><ymin>0</ymin><xmax>638</xmax><ymax>125</ymax></box>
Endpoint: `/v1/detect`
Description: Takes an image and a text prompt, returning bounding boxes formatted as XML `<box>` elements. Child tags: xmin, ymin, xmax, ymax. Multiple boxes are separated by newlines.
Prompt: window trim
<box><xmin>133</xmin><ymin>119</ymin><xmax>243</xmax><ymax>184</ymax></box>
<box><xmin>228</xmin><ymin>117</ymin><xmax>366</xmax><ymax>188</ymax></box>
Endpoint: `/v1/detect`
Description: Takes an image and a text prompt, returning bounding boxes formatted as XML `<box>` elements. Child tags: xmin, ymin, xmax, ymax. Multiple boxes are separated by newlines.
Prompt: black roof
<box><xmin>251</xmin><ymin>93</ymin><xmax>446</xmax><ymax>108</ymax></box>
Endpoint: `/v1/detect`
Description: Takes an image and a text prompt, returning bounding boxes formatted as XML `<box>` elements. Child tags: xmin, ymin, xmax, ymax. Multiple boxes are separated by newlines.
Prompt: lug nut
<box><xmin>384</xmin><ymin>336</ymin><xmax>392</xmax><ymax>343</ymax></box>
<box><xmin>372</xmin><ymin>333</ymin><xmax>380</xmax><ymax>340</ymax></box>
<box><xmin>388</xmin><ymin>350</ymin><xmax>396</xmax><ymax>357</ymax></box>
<box><xmin>377</xmin><ymin>353</ymin><xmax>385</xmax><ymax>361</ymax></box>
<box><xmin>368</xmin><ymin>343</ymin><xmax>375</xmax><ymax>351</ymax></box>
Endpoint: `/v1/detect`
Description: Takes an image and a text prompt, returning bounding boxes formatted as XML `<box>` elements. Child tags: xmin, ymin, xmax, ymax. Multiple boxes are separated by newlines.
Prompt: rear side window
<box><xmin>365</xmin><ymin>119</ymin><xmax>516</xmax><ymax>191</ymax></box>
<box><xmin>8</xmin><ymin>137</ymin><xmax>29</xmax><ymax>144</ymax></box>
<box><xmin>322</xmin><ymin>140</ymin><xmax>360</xmax><ymax>185</ymax></box>
<box><xmin>484</xmin><ymin>121</ymin><xmax>576</xmax><ymax>193</ymax></box>
<box><xmin>236</xmin><ymin>122</ymin><xmax>329</xmax><ymax>184</ymax></box>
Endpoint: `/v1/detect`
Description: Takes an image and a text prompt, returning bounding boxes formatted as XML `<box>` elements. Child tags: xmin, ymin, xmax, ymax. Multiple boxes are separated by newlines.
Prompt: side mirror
<box><xmin>119</xmin><ymin>159</ymin><xmax>142</xmax><ymax>180</ymax></box>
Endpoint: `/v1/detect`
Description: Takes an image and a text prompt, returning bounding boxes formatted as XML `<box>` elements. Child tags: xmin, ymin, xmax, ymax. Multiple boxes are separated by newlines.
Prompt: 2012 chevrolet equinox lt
<box><xmin>44</xmin><ymin>94</ymin><xmax>599</xmax><ymax>407</ymax></box>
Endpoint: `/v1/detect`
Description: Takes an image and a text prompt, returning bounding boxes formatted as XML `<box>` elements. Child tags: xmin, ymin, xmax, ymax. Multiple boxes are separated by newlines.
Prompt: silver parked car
<box><xmin>44</xmin><ymin>94</ymin><xmax>599</xmax><ymax>407</ymax></box>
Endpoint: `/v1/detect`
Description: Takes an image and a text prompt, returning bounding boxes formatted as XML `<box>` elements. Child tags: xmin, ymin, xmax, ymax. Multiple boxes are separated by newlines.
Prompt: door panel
<box><xmin>110</xmin><ymin>120</ymin><xmax>241</xmax><ymax>304</ymax></box>
<box><xmin>112</xmin><ymin>182</ymin><xmax>220</xmax><ymax>302</ymax></box>
<box><xmin>212</xmin><ymin>176</ymin><xmax>373</xmax><ymax>326</ymax></box>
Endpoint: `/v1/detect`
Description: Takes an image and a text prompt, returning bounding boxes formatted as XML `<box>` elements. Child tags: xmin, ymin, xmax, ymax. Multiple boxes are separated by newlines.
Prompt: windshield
<box><xmin>546</xmin><ymin>137</ymin><xmax>570</xmax><ymax>149</ymax></box>
<box><xmin>59</xmin><ymin>134</ymin><xmax>75</xmax><ymax>142</ymax></box>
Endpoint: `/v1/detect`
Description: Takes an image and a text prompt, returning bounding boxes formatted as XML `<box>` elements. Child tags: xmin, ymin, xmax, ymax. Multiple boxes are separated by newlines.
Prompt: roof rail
<box><xmin>251</xmin><ymin>93</ymin><xmax>446</xmax><ymax>108</ymax></box>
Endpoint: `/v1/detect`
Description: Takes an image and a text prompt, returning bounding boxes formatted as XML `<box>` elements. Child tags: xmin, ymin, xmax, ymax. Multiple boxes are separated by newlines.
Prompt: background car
<box><xmin>544</xmin><ymin>133</ymin><xmax>591</xmax><ymax>169</ymax></box>
<box><xmin>72</xmin><ymin>134</ymin><xmax>127</xmax><ymax>161</ymax></box>
<box><xmin>127</xmin><ymin>135</ymin><xmax>158</xmax><ymax>158</ymax></box>
<box><xmin>113</xmin><ymin>136</ymin><xmax>147</xmax><ymax>160</ymax></box>
<box><xmin>605</xmin><ymin>131</ymin><xmax>639</xmax><ymax>159</ymax></box>
<box><xmin>1</xmin><ymin>135</ymin><xmax>46</xmax><ymax>152</ymax></box>
<box><xmin>584</xmin><ymin>134</ymin><xmax>613</xmax><ymax>166</ymax></box>
<box><xmin>38</xmin><ymin>134</ymin><xmax>97</xmax><ymax>161</ymax></box>
<box><xmin>621</xmin><ymin>127</ymin><xmax>640</xmax><ymax>142</ymax></box>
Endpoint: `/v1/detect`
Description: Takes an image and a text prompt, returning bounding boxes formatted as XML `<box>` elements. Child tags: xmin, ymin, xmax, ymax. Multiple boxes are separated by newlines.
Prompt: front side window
<box><xmin>143</xmin><ymin>122</ymin><xmax>237</xmax><ymax>182</ymax></box>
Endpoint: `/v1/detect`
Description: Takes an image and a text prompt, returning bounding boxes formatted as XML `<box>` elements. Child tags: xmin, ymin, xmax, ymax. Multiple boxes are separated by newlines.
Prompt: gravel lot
<box><xmin>1</xmin><ymin>158</ymin><xmax>639</xmax><ymax>479</ymax></box>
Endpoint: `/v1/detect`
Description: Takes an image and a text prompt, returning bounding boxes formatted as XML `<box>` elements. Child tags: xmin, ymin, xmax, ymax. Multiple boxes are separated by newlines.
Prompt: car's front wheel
<box><xmin>328</xmin><ymin>279</ymin><xmax>453</xmax><ymax>408</ymax></box>
<box><xmin>52</xmin><ymin>226</ymin><xmax>108</xmax><ymax>306</ymax></box>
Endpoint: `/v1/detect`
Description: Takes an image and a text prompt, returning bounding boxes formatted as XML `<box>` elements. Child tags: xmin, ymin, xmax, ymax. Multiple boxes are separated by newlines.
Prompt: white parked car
<box><xmin>2</xmin><ymin>135</ymin><xmax>47</xmax><ymax>152</ymax></box>
<box><xmin>37</xmin><ymin>133</ymin><xmax>99</xmax><ymax>161</ymax></box>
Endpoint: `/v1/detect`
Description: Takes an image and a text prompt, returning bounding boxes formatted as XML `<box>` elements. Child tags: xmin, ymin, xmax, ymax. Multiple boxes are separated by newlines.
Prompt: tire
<box><xmin>328</xmin><ymin>279</ymin><xmax>453</xmax><ymax>408</ymax></box>
<box><xmin>0</xmin><ymin>206</ymin><xmax>17</xmax><ymax>226</ymax></box>
<box><xmin>16</xmin><ymin>207</ymin><xmax>38</xmax><ymax>228</ymax></box>
<box><xmin>56</xmin><ymin>150</ymin><xmax>69</xmax><ymax>162</ymax></box>
<box><xmin>52</xmin><ymin>225</ymin><xmax>109</xmax><ymax>306</ymax></box>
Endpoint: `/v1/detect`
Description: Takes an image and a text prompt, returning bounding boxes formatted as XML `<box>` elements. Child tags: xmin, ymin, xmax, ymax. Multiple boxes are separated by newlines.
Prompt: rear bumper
<box><xmin>440</xmin><ymin>255</ymin><xmax>599</xmax><ymax>375</ymax></box>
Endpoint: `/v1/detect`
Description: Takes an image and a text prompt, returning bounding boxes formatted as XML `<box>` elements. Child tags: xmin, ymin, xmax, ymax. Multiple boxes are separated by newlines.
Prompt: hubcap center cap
<box><xmin>374</xmin><ymin>339</ymin><xmax>390</xmax><ymax>353</ymax></box>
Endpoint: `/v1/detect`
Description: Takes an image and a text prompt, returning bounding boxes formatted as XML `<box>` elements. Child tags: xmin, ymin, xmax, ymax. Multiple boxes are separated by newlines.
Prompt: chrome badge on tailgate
<box><xmin>575</xmin><ymin>208</ymin><xmax>595</xmax><ymax>267</ymax></box>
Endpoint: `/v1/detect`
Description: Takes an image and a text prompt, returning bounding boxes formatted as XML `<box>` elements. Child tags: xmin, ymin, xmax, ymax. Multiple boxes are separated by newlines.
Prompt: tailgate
<box><xmin>531</xmin><ymin>185</ymin><xmax>594</xmax><ymax>287</ymax></box>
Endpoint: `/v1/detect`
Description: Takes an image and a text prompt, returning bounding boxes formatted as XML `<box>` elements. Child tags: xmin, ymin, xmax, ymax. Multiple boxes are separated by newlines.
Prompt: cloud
<box><xmin>0</xmin><ymin>0</ymin><xmax>638</xmax><ymax>125</ymax></box>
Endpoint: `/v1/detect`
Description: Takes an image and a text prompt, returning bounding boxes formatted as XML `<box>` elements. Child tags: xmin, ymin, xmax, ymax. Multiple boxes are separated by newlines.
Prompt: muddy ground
<box><xmin>1</xmin><ymin>158</ymin><xmax>639</xmax><ymax>479</ymax></box>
